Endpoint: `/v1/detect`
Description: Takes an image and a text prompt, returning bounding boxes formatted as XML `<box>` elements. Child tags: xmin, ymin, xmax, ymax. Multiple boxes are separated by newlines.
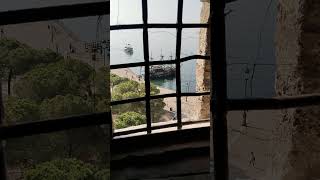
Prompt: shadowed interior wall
<box><xmin>270</xmin><ymin>0</ymin><xmax>320</xmax><ymax>179</ymax></box>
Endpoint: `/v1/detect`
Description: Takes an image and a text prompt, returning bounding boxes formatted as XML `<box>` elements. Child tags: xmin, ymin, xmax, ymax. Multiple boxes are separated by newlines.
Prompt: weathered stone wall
<box><xmin>270</xmin><ymin>0</ymin><xmax>320</xmax><ymax>179</ymax></box>
<box><xmin>195</xmin><ymin>2</ymin><xmax>210</xmax><ymax>120</ymax></box>
<box><xmin>196</xmin><ymin>0</ymin><xmax>320</xmax><ymax>179</ymax></box>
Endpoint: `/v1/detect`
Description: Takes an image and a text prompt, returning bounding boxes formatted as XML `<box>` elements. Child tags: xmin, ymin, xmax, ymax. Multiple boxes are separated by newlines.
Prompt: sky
<box><xmin>110</xmin><ymin>0</ymin><xmax>202</xmax><ymax>59</ymax></box>
<box><xmin>110</xmin><ymin>0</ymin><xmax>201</xmax><ymax>25</ymax></box>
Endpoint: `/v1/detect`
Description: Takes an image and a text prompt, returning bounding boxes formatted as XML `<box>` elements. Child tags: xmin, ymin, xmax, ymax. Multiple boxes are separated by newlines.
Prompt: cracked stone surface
<box><xmin>269</xmin><ymin>0</ymin><xmax>320</xmax><ymax>179</ymax></box>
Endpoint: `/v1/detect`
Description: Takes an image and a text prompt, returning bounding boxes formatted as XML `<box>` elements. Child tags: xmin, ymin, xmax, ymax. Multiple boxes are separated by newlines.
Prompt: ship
<box><xmin>149</xmin><ymin>53</ymin><xmax>175</xmax><ymax>79</ymax></box>
<box><xmin>150</xmin><ymin>65</ymin><xmax>175</xmax><ymax>79</ymax></box>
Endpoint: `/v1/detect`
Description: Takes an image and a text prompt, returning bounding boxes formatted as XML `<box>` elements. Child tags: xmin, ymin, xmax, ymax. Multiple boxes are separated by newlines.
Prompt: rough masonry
<box><xmin>195</xmin><ymin>1</ymin><xmax>210</xmax><ymax>120</ymax></box>
<box><xmin>269</xmin><ymin>0</ymin><xmax>320</xmax><ymax>179</ymax></box>
<box><xmin>196</xmin><ymin>0</ymin><xmax>320</xmax><ymax>179</ymax></box>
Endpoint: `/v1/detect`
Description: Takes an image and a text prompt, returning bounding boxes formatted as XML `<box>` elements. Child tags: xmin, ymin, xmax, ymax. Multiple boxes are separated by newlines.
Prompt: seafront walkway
<box><xmin>111</xmin><ymin>68</ymin><xmax>202</xmax><ymax>121</ymax></box>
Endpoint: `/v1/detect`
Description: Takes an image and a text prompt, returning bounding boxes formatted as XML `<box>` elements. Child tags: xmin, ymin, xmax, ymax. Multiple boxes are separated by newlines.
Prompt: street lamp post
<box><xmin>185</xmin><ymin>82</ymin><xmax>190</xmax><ymax>102</ymax></box>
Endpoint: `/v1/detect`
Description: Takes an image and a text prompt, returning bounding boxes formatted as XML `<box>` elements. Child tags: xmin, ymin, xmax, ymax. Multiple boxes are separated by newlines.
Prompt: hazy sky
<box><xmin>110</xmin><ymin>0</ymin><xmax>202</xmax><ymax>61</ymax></box>
<box><xmin>110</xmin><ymin>0</ymin><xmax>201</xmax><ymax>25</ymax></box>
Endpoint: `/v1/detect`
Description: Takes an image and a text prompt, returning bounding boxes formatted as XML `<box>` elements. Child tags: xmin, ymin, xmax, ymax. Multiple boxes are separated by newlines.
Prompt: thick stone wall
<box><xmin>270</xmin><ymin>0</ymin><xmax>320</xmax><ymax>179</ymax></box>
<box><xmin>196</xmin><ymin>0</ymin><xmax>320</xmax><ymax>179</ymax></box>
<box><xmin>195</xmin><ymin>2</ymin><xmax>210</xmax><ymax>120</ymax></box>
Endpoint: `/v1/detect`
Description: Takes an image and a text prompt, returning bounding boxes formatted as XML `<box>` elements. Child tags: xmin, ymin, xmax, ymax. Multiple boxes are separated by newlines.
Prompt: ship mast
<box><xmin>160</xmin><ymin>49</ymin><xmax>164</xmax><ymax>61</ymax></box>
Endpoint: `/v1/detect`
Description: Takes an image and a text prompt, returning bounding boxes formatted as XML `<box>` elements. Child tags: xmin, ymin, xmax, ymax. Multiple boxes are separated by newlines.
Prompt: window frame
<box><xmin>110</xmin><ymin>0</ymin><xmax>210</xmax><ymax>136</ymax></box>
<box><xmin>109</xmin><ymin>0</ymin><xmax>320</xmax><ymax>180</ymax></box>
<box><xmin>1</xmin><ymin>1</ymin><xmax>319</xmax><ymax>180</ymax></box>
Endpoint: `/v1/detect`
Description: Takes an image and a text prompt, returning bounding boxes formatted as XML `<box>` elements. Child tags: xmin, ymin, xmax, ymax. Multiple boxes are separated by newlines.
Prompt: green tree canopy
<box><xmin>4</xmin><ymin>96</ymin><xmax>39</xmax><ymax>124</ymax></box>
<box><xmin>111</xmin><ymin>79</ymin><xmax>160</xmax><ymax>101</ymax></box>
<box><xmin>40</xmin><ymin>94</ymin><xmax>93</xmax><ymax>119</ymax></box>
<box><xmin>94</xmin><ymin>169</ymin><xmax>110</xmax><ymax>180</ymax></box>
<box><xmin>39</xmin><ymin>94</ymin><xmax>108</xmax><ymax>162</ymax></box>
<box><xmin>1</xmin><ymin>39</ymin><xmax>110</xmax><ymax>174</ymax></box>
<box><xmin>0</xmin><ymin>38</ymin><xmax>61</xmax><ymax>76</ymax></box>
<box><xmin>13</xmin><ymin>59</ymin><xmax>94</xmax><ymax>101</ymax></box>
<box><xmin>5</xmin><ymin>94</ymin><xmax>109</xmax><ymax>168</ymax></box>
<box><xmin>23</xmin><ymin>159</ymin><xmax>108</xmax><ymax>180</ymax></box>
<box><xmin>110</xmin><ymin>74</ymin><xmax>165</xmax><ymax>125</ymax></box>
<box><xmin>95</xmin><ymin>67</ymin><xmax>109</xmax><ymax>98</ymax></box>
<box><xmin>110</xmin><ymin>73</ymin><xmax>129</xmax><ymax>86</ymax></box>
<box><xmin>115</xmin><ymin>111</ymin><xmax>146</xmax><ymax>129</ymax></box>
<box><xmin>112</xmin><ymin>81</ymin><xmax>142</xmax><ymax>101</ymax></box>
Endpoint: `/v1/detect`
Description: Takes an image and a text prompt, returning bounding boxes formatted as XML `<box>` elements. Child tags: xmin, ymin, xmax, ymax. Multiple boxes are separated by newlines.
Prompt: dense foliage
<box><xmin>110</xmin><ymin>74</ymin><xmax>165</xmax><ymax>127</ymax></box>
<box><xmin>0</xmin><ymin>39</ymin><xmax>61</xmax><ymax>74</ymax></box>
<box><xmin>114</xmin><ymin>111</ymin><xmax>146</xmax><ymax>129</ymax></box>
<box><xmin>0</xmin><ymin>39</ymin><xmax>110</xmax><ymax>178</ymax></box>
<box><xmin>39</xmin><ymin>94</ymin><xmax>93</xmax><ymax>119</ymax></box>
<box><xmin>0</xmin><ymin>38</ymin><xmax>168</xmax><ymax>179</ymax></box>
<box><xmin>13</xmin><ymin>59</ymin><xmax>93</xmax><ymax>101</ymax></box>
<box><xmin>0</xmin><ymin>39</ymin><xmax>61</xmax><ymax>97</ymax></box>
<box><xmin>4</xmin><ymin>96</ymin><xmax>39</xmax><ymax>123</ymax></box>
<box><xmin>23</xmin><ymin>159</ymin><xmax>109</xmax><ymax>180</ymax></box>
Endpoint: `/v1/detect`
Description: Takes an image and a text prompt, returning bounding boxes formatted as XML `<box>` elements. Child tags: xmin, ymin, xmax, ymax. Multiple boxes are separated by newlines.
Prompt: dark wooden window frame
<box><xmin>1</xmin><ymin>1</ymin><xmax>320</xmax><ymax>180</ymax></box>
<box><xmin>110</xmin><ymin>0</ymin><xmax>320</xmax><ymax>179</ymax></box>
<box><xmin>110</xmin><ymin>0</ymin><xmax>211</xmax><ymax>136</ymax></box>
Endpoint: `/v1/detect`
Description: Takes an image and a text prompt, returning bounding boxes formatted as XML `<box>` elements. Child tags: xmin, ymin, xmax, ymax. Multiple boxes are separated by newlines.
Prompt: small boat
<box><xmin>124</xmin><ymin>43</ymin><xmax>133</xmax><ymax>56</ymax></box>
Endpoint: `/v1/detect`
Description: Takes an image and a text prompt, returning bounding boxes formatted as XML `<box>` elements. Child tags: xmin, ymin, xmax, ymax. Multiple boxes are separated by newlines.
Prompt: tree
<box><xmin>150</xmin><ymin>98</ymin><xmax>166</xmax><ymax>123</ymax></box>
<box><xmin>5</xmin><ymin>94</ymin><xmax>109</xmax><ymax>169</ymax></box>
<box><xmin>93</xmin><ymin>67</ymin><xmax>110</xmax><ymax>113</ymax></box>
<box><xmin>4</xmin><ymin>96</ymin><xmax>39</xmax><ymax>124</ymax></box>
<box><xmin>13</xmin><ymin>59</ymin><xmax>94</xmax><ymax>101</ymax></box>
<box><xmin>39</xmin><ymin>95</ymin><xmax>108</xmax><ymax>160</ymax></box>
<box><xmin>0</xmin><ymin>39</ymin><xmax>62</xmax><ymax>75</ymax></box>
<box><xmin>2</xmin><ymin>96</ymin><xmax>67</xmax><ymax>166</ymax></box>
<box><xmin>3</xmin><ymin>95</ymin><xmax>109</xmax><ymax>170</ymax></box>
<box><xmin>23</xmin><ymin>159</ymin><xmax>106</xmax><ymax>180</ymax></box>
<box><xmin>94</xmin><ymin>169</ymin><xmax>110</xmax><ymax>180</ymax></box>
<box><xmin>110</xmin><ymin>73</ymin><xmax>129</xmax><ymax>87</ymax></box>
<box><xmin>115</xmin><ymin>111</ymin><xmax>146</xmax><ymax>129</ymax></box>
<box><xmin>39</xmin><ymin>94</ymin><xmax>93</xmax><ymax>119</ymax></box>
<box><xmin>1</xmin><ymin>41</ymin><xmax>110</xmax><ymax>172</ymax></box>
<box><xmin>110</xmin><ymin>74</ymin><xmax>166</xmax><ymax>125</ymax></box>
<box><xmin>112</xmin><ymin>81</ymin><xmax>142</xmax><ymax>99</ymax></box>
<box><xmin>95</xmin><ymin>67</ymin><xmax>110</xmax><ymax>98</ymax></box>
<box><xmin>0</xmin><ymin>39</ymin><xmax>62</xmax><ymax>94</ymax></box>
